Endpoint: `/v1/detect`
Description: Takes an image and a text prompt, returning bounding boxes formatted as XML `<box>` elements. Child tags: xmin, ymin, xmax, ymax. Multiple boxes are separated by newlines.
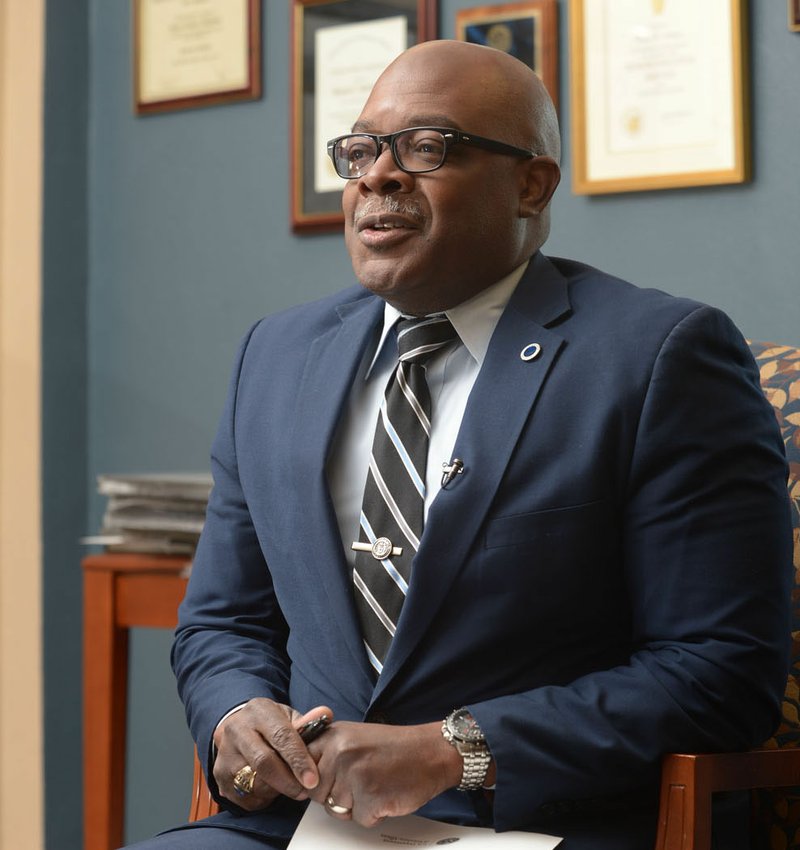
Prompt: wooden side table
<box><xmin>82</xmin><ymin>553</ymin><xmax>190</xmax><ymax>850</ymax></box>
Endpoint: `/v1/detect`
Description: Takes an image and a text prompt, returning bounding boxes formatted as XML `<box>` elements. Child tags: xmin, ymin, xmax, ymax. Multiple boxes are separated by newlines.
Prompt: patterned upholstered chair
<box><xmin>656</xmin><ymin>341</ymin><xmax>800</xmax><ymax>850</ymax></box>
<box><xmin>188</xmin><ymin>342</ymin><xmax>800</xmax><ymax>849</ymax></box>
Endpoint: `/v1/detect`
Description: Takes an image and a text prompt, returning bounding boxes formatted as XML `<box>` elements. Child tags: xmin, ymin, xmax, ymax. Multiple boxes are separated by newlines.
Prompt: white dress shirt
<box><xmin>327</xmin><ymin>261</ymin><xmax>528</xmax><ymax>563</ymax></box>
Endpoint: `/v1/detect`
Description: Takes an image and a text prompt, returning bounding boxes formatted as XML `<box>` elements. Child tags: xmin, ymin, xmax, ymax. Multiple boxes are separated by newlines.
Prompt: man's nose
<box><xmin>358</xmin><ymin>144</ymin><xmax>414</xmax><ymax>195</ymax></box>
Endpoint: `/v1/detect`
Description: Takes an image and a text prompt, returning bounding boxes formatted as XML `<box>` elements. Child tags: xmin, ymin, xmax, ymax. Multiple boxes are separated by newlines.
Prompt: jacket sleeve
<box><xmin>469</xmin><ymin>306</ymin><xmax>793</xmax><ymax>831</ymax></box>
<box><xmin>171</xmin><ymin>320</ymin><xmax>292</xmax><ymax>802</ymax></box>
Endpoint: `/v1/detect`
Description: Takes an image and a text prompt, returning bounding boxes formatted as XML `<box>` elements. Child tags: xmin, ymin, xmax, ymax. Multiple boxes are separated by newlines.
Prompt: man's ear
<box><xmin>518</xmin><ymin>156</ymin><xmax>561</xmax><ymax>218</ymax></box>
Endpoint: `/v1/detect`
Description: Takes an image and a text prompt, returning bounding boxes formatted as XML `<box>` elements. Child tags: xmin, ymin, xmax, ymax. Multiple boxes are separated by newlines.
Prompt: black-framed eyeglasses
<box><xmin>326</xmin><ymin>126</ymin><xmax>537</xmax><ymax>179</ymax></box>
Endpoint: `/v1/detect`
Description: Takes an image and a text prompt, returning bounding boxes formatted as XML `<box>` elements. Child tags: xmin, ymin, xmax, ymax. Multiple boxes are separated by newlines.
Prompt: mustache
<box><xmin>353</xmin><ymin>196</ymin><xmax>424</xmax><ymax>224</ymax></box>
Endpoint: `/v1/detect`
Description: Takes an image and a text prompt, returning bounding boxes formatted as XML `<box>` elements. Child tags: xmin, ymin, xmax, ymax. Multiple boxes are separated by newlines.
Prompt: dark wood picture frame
<box><xmin>455</xmin><ymin>1</ymin><xmax>558</xmax><ymax>111</ymax></box>
<box><xmin>134</xmin><ymin>0</ymin><xmax>262</xmax><ymax>116</ymax></box>
<box><xmin>291</xmin><ymin>0</ymin><xmax>438</xmax><ymax>234</ymax></box>
<box><xmin>790</xmin><ymin>0</ymin><xmax>800</xmax><ymax>32</ymax></box>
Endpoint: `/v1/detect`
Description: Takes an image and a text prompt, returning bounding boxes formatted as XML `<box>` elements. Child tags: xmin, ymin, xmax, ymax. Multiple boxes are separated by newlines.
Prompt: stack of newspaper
<box><xmin>84</xmin><ymin>472</ymin><xmax>214</xmax><ymax>555</ymax></box>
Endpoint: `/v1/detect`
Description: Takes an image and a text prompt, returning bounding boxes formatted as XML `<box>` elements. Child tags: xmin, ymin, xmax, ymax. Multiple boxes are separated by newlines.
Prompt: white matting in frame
<box><xmin>569</xmin><ymin>0</ymin><xmax>750</xmax><ymax>195</ymax></box>
<box><xmin>134</xmin><ymin>0</ymin><xmax>261</xmax><ymax>114</ymax></box>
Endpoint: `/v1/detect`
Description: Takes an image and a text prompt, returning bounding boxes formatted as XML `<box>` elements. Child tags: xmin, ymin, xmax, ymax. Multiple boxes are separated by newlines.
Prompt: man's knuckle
<box><xmin>250</xmin><ymin>750</ymin><xmax>272</xmax><ymax>774</ymax></box>
<box><xmin>269</xmin><ymin>725</ymin><xmax>295</xmax><ymax>750</ymax></box>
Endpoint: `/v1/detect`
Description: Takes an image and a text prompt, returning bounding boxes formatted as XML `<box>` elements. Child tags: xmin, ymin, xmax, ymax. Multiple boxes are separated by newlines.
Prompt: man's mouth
<box><xmin>372</xmin><ymin>221</ymin><xmax>408</xmax><ymax>230</ymax></box>
<box><xmin>356</xmin><ymin>213</ymin><xmax>420</xmax><ymax>233</ymax></box>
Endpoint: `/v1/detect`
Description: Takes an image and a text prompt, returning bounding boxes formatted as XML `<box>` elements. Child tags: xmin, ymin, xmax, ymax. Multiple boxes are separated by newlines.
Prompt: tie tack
<box><xmin>351</xmin><ymin>536</ymin><xmax>402</xmax><ymax>560</ymax></box>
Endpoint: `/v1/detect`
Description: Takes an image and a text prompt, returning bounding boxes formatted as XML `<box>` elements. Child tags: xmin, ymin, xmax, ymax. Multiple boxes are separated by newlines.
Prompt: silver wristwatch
<box><xmin>442</xmin><ymin>707</ymin><xmax>492</xmax><ymax>791</ymax></box>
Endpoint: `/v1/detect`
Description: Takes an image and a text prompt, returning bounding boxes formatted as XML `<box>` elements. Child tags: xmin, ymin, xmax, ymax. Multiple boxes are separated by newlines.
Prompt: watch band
<box><xmin>457</xmin><ymin>742</ymin><xmax>492</xmax><ymax>791</ymax></box>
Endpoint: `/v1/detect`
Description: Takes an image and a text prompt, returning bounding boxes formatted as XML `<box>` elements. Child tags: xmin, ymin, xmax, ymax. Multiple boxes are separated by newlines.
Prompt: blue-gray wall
<box><xmin>42</xmin><ymin>2</ymin><xmax>88</xmax><ymax>849</ymax></box>
<box><xmin>42</xmin><ymin>1</ymin><xmax>799</xmax><ymax>846</ymax></box>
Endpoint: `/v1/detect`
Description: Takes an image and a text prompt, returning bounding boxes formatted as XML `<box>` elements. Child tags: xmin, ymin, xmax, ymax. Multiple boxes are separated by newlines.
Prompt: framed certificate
<box><xmin>291</xmin><ymin>0</ymin><xmax>438</xmax><ymax>233</ymax></box>
<box><xmin>134</xmin><ymin>0</ymin><xmax>261</xmax><ymax>115</ymax></box>
<box><xmin>569</xmin><ymin>0</ymin><xmax>750</xmax><ymax>195</ymax></box>
<box><xmin>790</xmin><ymin>0</ymin><xmax>800</xmax><ymax>32</ymax></box>
<box><xmin>455</xmin><ymin>1</ymin><xmax>558</xmax><ymax>111</ymax></box>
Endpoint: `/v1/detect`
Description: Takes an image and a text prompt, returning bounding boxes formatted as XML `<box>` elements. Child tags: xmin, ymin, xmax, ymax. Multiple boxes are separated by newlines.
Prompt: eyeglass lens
<box><xmin>333</xmin><ymin>129</ymin><xmax>448</xmax><ymax>177</ymax></box>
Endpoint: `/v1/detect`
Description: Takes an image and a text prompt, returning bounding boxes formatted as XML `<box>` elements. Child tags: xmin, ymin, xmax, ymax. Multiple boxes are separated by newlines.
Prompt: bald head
<box><xmin>377</xmin><ymin>40</ymin><xmax>561</xmax><ymax>163</ymax></box>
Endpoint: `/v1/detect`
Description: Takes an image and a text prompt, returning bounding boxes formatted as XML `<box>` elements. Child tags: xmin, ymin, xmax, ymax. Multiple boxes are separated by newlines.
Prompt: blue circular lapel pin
<box><xmin>520</xmin><ymin>342</ymin><xmax>542</xmax><ymax>361</ymax></box>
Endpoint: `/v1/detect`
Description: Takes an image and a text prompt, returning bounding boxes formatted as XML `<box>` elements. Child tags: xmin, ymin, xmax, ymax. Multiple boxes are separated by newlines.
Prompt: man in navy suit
<box><xmin>125</xmin><ymin>40</ymin><xmax>792</xmax><ymax>850</ymax></box>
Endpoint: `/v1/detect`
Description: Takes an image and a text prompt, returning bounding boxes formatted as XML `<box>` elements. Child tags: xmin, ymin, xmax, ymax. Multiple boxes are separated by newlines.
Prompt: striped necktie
<box><xmin>352</xmin><ymin>315</ymin><xmax>458</xmax><ymax>677</ymax></box>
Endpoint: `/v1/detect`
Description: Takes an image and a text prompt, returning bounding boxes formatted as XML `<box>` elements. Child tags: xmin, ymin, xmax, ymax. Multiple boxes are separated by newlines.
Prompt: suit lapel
<box><xmin>372</xmin><ymin>254</ymin><xmax>572</xmax><ymax>698</ymax></box>
<box><xmin>292</xmin><ymin>294</ymin><xmax>384</xmax><ymax>693</ymax></box>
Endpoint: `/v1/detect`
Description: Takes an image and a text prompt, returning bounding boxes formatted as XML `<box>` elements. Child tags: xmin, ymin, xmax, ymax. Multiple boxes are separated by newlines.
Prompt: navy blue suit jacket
<box><xmin>171</xmin><ymin>253</ymin><xmax>792</xmax><ymax>849</ymax></box>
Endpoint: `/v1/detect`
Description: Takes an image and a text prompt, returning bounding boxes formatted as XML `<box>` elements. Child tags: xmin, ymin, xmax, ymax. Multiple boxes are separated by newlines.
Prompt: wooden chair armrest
<box><xmin>189</xmin><ymin>747</ymin><xmax>221</xmax><ymax>821</ymax></box>
<box><xmin>654</xmin><ymin>749</ymin><xmax>800</xmax><ymax>850</ymax></box>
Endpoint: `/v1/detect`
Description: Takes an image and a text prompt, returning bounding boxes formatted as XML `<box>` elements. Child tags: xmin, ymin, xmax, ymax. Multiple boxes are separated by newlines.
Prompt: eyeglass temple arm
<box><xmin>455</xmin><ymin>132</ymin><xmax>536</xmax><ymax>158</ymax></box>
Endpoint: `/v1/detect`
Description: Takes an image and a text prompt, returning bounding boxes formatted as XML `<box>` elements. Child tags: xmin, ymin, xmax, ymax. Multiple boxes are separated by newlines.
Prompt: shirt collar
<box><xmin>365</xmin><ymin>260</ymin><xmax>529</xmax><ymax>378</ymax></box>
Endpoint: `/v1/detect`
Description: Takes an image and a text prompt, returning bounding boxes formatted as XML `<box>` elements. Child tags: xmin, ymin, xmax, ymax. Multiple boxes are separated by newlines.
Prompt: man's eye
<box><xmin>413</xmin><ymin>137</ymin><xmax>444</xmax><ymax>155</ymax></box>
<box><xmin>347</xmin><ymin>145</ymin><xmax>372</xmax><ymax>161</ymax></box>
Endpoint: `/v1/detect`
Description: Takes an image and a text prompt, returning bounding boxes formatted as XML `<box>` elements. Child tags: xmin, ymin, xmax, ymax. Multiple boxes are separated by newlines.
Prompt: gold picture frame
<box><xmin>291</xmin><ymin>0</ymin><xmax>438</xmax><ymax>234</ymax></box>
<box><xmin>790</xmin><ymin>0</ymin><xmax>800</xmax><ymax>32</ymax></box>
<box><xmin>134</xmin><ymin>0</ymin><xmax>261</xmax><ymax>115</ymax></box>
<box><xmin>455</xmin><ymin>1</ymin><xmax>558</xmax><ymax>112</ymax></box>
<box><xmin>569</xmin><ymin>0</ymin><xmax>750</xmax><ymax>195</ymax></box>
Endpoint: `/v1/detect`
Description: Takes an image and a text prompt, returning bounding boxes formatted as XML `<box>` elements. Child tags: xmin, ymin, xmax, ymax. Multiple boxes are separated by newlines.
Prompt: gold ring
<box><xmin>325</xmin><ymin>795</ymin><xmax>352</xmax><ymax>815</ymax></box>
<box><xmin>233</xmin><ymin>764</ymin><xmax>256</xmax><ymax>797</ymax></box>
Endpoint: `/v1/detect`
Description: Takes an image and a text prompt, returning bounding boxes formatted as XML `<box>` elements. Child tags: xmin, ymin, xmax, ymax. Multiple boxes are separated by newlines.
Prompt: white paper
<box><xmin>288</xmin><ymin>802</ymin><xmax>563</xmax><ymax>848</ymax></box>
<box><xmin>314</xmin><ymin>16</ymin><xmax>408</xmax><ymax>194</ymax></box>
<box><xmin>583</xmin><ymin>0</ymin><xmax>736</xmax><ymax>181</ymax></box>
<box><xmin>138</xmin><ymin>0</ymin><xmax>249</xmax><ymax>103</ymax></box>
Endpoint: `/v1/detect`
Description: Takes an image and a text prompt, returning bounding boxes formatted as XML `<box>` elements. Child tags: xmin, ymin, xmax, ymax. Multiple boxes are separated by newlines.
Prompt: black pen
<box><xmin>298</xmin><ymin>714</ymin><xmax>330</xmax><ymax>743</ymax></box>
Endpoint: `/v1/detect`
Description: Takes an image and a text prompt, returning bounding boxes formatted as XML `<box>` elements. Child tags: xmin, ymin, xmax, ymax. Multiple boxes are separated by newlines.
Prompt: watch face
<box><xmin>450</xmin><ymin>708</ymin><xmax>484</xmax><ymax>742</ymax></box>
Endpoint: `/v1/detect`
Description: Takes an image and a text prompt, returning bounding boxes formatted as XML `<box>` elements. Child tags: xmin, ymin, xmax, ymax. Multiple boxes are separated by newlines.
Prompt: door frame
<box><xmin>0</xmin><ymin>1</ymin><xmax>45</xmax><ymax>846</ymax></box>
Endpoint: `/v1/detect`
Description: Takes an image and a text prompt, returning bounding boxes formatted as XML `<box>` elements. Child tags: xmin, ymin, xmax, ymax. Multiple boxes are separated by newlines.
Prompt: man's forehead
<box><xmin>353</xmin><ymin>82</ymin><xmax>483</xmax><ymax>134</ymax></box>
<box><xmin>351</xmin><ymin>113</ymin><xmax>462</xmax><ymax>133</ymax></box>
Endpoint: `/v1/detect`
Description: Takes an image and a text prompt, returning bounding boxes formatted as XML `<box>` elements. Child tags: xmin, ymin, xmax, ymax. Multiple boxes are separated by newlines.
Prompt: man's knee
<box><xmin>118</xmin><ymin>826</ymin><xmax>282</xmax><ymax>850</ymax></box>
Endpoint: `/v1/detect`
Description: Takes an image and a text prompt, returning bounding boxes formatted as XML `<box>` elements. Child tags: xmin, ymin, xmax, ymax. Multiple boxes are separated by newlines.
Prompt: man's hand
<box><xmin>213</xmin><ymin>699</ymin><xmax>332</xmax><ymax>811</ymax></box>
<box><xmin>307</xmin><ymin>720</ymin><xmax>465</xmax><ymax>827</ymax></box>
